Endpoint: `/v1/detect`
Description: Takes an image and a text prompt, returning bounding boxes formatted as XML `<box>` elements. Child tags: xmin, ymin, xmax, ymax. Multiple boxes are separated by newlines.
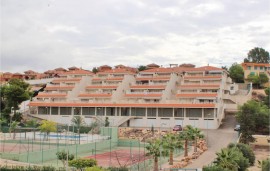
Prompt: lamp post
<box><xmin>206</xmin><ymin>113</ymin><xmax>211</xmax><ymax>147</ymax></box>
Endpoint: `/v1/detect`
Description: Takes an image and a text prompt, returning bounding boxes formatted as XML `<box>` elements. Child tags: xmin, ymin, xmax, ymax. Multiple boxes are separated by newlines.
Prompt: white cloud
<box><xmin>1</xmin><ymin>0</ymin><xmax>269</xmax><ymax>73</ymax></box>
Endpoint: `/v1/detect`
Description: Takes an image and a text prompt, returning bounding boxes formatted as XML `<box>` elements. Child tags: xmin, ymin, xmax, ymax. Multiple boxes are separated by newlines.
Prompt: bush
<box><xmin>261</xmin><ymin>159</ymin><xmax>270</xmax><ymax>171</ymax></box>
<box><xmin>68</xmin><ymin>158</ymin><xmax>97</xmax><ymax>170</ymax></box>
<box><xmin>0</xmin><ymin>165</ymin><xmax>60</xmax><ymax>171</ymax></box>
<box><xmin>237</xmin><ymin>155</ymin><xmax>250</xmax><ymax>171</ymax></box>
<box><xmin>203</xmin><ymin>165</ymin><xmax>230</xmax><ymax>171</ymax></box>
<box><xmin>227</xmin><ymin>143</ymin><xmax>255</xmax><ymax>165</ymax></box>
<box><xmin>107</xmin><ymin>166</ymin><xmax>129</xmax><ymax>171</ymax></box>
<box><xmin>85</xmin><ymin>166</ymin><xmax>107</xmax><ymax>171</ymax></box>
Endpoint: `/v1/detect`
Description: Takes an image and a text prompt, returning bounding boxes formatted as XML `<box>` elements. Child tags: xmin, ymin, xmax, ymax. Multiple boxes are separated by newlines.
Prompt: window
<box><xmin>106</xmin><ymin>107</ymin><xmax>115</xmax><ymax>116</ymax></box>
<box><xmin>174</xmin><ymin>108</ymin><xmax>184</xmax><ymax>117</ymax></box>
<box><xmin>248</xmin><ymin>66</ymin><xmax>251</xmax><ymax>70</ymax></box>
<box><xmin>82</xmin><ymin>107</ymin><xmax>95</xmax><ymax>115</ymax></box>
<box><xmin>186</xmin><ymin>108</ymin><xmax>202</xmax><ymax>118</ymax></box>
<box><xmin>147</xmin><ymin>108</ymin><xmax>156</xmax><ymax>117</ymax></box>
<box><xmin>158</xmin><ymin>108</ymin><xmax>173</xmax><ymax>117</ymax></box>
<box><xmin>51</xmin><ymin>107</ymin><xmax>58</xmax><ymax>115</ymax></box>
<box><xmin>121</xmin><ymin>107</ymin><xmax>130</xmax><ymax>116</ymax></box>
<box><xmin>60</xmin><ymin>107</ymin><xmax>72</xmax><ymax>115</ymax></box>
<box><xmin>254</xmin><ymin>66</ymin><xmax>257</xmax><ymax>70</ymax></box>
<box><xmin>97</xmin><ymin>107</ymin><xmax>105</xmax><ymax>116</ymax></box>
<box><xmin>131</xmin><ymin>108</ymin><xmax>146</xmax><ymax>116</ymax></box>
<box><xmin>260</xmin><ymin>66</ymin><xmax>263</xmax><ymax>70</ymax></box>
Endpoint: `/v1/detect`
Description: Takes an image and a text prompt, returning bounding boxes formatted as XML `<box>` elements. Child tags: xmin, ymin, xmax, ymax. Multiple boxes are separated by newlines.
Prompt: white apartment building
<box><xmin>29</xmin><ymin>65</ymin><xmax>252</xmax><ymax>129</ymax></box>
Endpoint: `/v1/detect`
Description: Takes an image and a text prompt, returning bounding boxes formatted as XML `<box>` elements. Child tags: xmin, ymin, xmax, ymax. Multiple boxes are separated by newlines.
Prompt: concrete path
<box><xmin>185</xmin><ymin>114</ymin><xmax>238</xmax><ymax>169</ymax></box>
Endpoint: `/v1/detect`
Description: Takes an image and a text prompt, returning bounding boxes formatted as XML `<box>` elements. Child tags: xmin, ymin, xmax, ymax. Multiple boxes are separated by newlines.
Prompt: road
<box><xmin>185</xmin><ymin>114</ymin><xmax>239</xmax><ymax>168</ymax></box>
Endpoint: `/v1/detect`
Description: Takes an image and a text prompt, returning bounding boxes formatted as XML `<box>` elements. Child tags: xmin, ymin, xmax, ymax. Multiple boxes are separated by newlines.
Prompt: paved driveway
<box><xmin>185</xmin><ymin>114</ymin><xmax>239</xmax><ymax>168</ymax></box>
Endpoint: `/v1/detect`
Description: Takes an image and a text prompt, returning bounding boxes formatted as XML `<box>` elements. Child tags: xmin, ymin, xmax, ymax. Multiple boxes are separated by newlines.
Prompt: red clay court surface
<box><xmin>85</xmin><ymin>149</ymin><xmax>151</xmax><ymax>167</ymax></box>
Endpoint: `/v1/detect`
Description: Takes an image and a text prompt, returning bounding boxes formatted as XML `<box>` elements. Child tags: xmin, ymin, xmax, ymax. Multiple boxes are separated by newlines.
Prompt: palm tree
<box><xmin>146</xmin><ymin>139</ymin><xmax>164</xmax><ymax>171</ymax></box>
<box><xmin>71</xmin><ymin>116</ymin><xmax>85</xmax><ymax>144</ymax></box>
<box><xmin>191</xmin><ymin>127</ymin><xmax>204</xmax><ymax>152</ymax></box>
<box><xmin>162</xmin><ymin>133</ymin><xmax>183</xmax><ymax>165</ymax></box>
<box><xmin>179</xmin><ymin>125</ymin><xmax>194</xmax><ymax>157</ymax></box>
<box><xmin>9</xmin><ymin>121</ymin><xmax>18</xmax><ymax>139</ymax></box>
<box><xmin>215</xmin><ymin>147</ymin><xmax>240</xmax><ymax>171</ymax></box>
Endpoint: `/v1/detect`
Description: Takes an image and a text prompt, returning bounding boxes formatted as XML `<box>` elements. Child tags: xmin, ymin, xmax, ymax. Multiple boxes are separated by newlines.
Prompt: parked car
<box><xmin>173</xmin><ymin>125</ymin><xmax>183</xmax><ymax>131</ymax></box>
<box><xmin>234</xmin><ymin>124</ymin><xmax>240</xmax><ymax>131</ymax></box>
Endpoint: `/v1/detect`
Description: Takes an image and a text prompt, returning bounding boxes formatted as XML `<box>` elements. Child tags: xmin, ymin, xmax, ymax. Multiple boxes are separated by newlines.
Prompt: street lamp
<box><xmin>206</xmin><ymin>113</ymin><xmax>211</xmax><ymax>147</ymax></box>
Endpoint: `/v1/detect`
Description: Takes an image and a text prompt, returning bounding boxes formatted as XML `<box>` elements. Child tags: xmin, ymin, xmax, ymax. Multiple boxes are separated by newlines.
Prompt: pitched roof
<box><xmin>125</xmin><ymin>93</ymin><xmax>162</xmax><ymax>98</ymax></box>
<box><xmin>45</xmin><ymin>86</ymin><xmax>74</xmax><ymax>90</ymax></box>
<box><xmin>60</xmin><ymin>69</ymin><xmax>93</xmax><ymax>75</ymax></box>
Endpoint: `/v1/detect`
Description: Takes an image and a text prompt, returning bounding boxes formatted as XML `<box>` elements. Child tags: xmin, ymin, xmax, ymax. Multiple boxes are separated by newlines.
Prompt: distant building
<box><xmin>29</xmin><ymin>64</ymin><xmax>252</xmax><ymax>129</ymax></box>
<box><xmin>241</xmin><ymin>63</ymin><xmax>270</xmax><ymax>85</ymax></box>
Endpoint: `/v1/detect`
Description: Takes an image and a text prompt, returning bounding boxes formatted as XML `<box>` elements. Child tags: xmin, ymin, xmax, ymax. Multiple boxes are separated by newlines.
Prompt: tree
<box><xmin>190</xmin><ymin>127</ymin><xmax>204</xmax><ymax>152</ymax></box>
<box><xmin>26</xmin><ymin>119</ymin><xmax>39</xmax><ymax>128</ymax></box>
<box><xmin>0</xmin><ymin>78</ymin><xmax>32</xmax><ymax>120</ymax></box>
<box><xmin>258</xmin><ymin>159</ymin><xmax>270</xmax><ymax>171</ymax></box>
<box><xmin>264</xmin><ymin>87</ymin><xmax>270</xmax><ymax>107</ymax></box>
<box><xmin>138</xmin><ymin>65</ymin><xmax>147</xmax><ymax>71</ymax></box>
<box><xmin>229</xmin><ymin>63</ymin><xmax>244</xmax><ymax>83</ymax></box>
<box><xmin>92</xmin><ymin>67</ymin><xmax>99</xmax><ymax>74</ymax></box>
<box><xmin>259</xmin><ymin>73</ymin><xmax>269</xmax><ymax>86</ymax></box>
<box><xmin>203</xmin><ymin>165</ymin><xmax>230</xmax><ymax>171</ymax></box>
<box><xmin>214</xmin><ymin>148</ymin><xmax>242</xmax><ymax>171</ymax></box>
<box><xmin>244</xmin><ymin>47</ymin><xmax>270</xmax><ymax>63</ymax></box>
<box><xmin>179</xmin><ymin>125</ymin><xmax>194</xmax><ymax>157</ymax></box>
<box><xmin>71</xmin><ymin>116</ymin><xmax>85</xmax><ymax>144</ymax></box>
<box><xmin>56</xmin><ymin>150</ymin><xmax>74</xmax><ymax>168</ymax></box>
<box><xmin>68</xmin><ymin>158</ymin><xmax>97</xmax><ymax>171</ymax></box>
<box><xmin>227</xmin><ymin>143</ymin><xmax>255</xmax><ymax>166</ymax></box>
<box><xmin>105</xmin><ymin>117</ymin><xmax>110</xmax><ymax>127</ymax></box>
<box><xmin>39</xmin><ymin>120</ymin><xmax>56</xmax><ymax>140</ymax></box>
<box><xmin>9</xmin><ymin>121</ymin><xmax>18</xmax><ymax>139</ymax></box>
<box><xmin>162</xmin><ymin>133</ymin><xmax>183</xmax><ymax>165</ymax></box>
<box><xmin>236</xmin><ymin>100</ymin><xmax>269</xmax><ymax>143</ymax></box>
<box><xmin>146</xmin><ymin>139</ymin><xmax>165</xmax><ymax>171</ymax></box>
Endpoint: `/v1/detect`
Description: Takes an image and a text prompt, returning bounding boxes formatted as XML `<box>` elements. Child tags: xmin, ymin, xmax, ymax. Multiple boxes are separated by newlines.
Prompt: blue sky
<box><xmin>1</xmin><ymin>0</ymin><xmax>270</xmax><ymax>73</ymax></box>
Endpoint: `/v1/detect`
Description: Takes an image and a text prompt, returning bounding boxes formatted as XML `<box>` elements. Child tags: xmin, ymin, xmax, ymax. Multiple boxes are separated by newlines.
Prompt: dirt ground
<box><xmin>248</xmin><ymin>149</ymin><xmax>270</xmax><ymax>171</ymax></box>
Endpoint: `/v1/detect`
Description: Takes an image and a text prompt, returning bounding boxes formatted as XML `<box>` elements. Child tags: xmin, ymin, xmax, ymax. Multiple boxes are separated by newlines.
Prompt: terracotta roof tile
<box><xmin>86</xmin><ymin>85</ymin><xmax>117</xmax><ymax>89</ymax></box>
<box><xmin>184</xmin><ymin>76</ymin><xmax>222</xmax><ymax>79</ymax></box>
<box><xmin>125</xmin><ymin>93</ymin><xmax>162</xmax><ymax>97</ymax></box>
<box><xmin>136</xmin><ymin>76</ymin><xmax>170</xmax><ymax>81</ymax></box>
<box><xmin>52</xmin><ymin>78</ymin><xmax>81</xmax><ymax>83</ymax></box>
<box><xmin>37</xmin><ymin>93</ymin><xmax>67</xmax><ymax>97</ymax></box>
<box><xmin>179</xmin><ymin>84</ymin><xmax>220</xmax><ymax>88</ymax></box>
<box><xmin>176</xmin><ymin>93</ymin><xmax>217</xmax><ymax>98</ymax></box>
<box><xmin>78</xmin><ymin>93</ymin><xmax>112</xmax><ymax>97</ymax></box>
<box><xmin>45</xmin><ymin>86</ymin><xmax>74</xmax><ymax>90</ymax></box>
<box><xmin>60</xmin><ymin>70</ymin><xmax>93</xmax><ymax>75</ymax></box>
<box><xmin>130</xmin><ymin>85</ymin><xmax>166</xmax><ymax>89</ymax></box>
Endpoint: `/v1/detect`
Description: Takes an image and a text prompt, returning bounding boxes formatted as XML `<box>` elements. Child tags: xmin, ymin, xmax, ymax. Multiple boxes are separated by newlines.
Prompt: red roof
<box><xmin>130</xmin><ymin>85</ymin><xmax>166</xmax><ymax>89</ymax></box>
<box><xmin>184</xmin><ymin>76</ymin><xmax>222</xmax><ymax>79</ymax></box>
<box><xmin>106</xmin><ymin>77</ymin><xmax>124</xmax><ymax>81</ymax></box>
<box><xmin>125</xmin><ymin>93</ymin><xmax>162</xmax><ymax>97</ymax></box>
<box><xmin>179</xmin><ymin>85</ymin><xmax>220</xmax><ymax>88</ymax></box>
<box><xmin>45</xmin><ymin>86</ymin><xmax>74</xmax><ymax>90</ymax></box>
<box><xmin>98</xmin><ymin>68</ymin><xmax>135</xmax><ymax>74</ymax></box>
<box><xmin>52</xmin><ymin>78</ymin><xmax>81</xmax><ymax>83</ymax></box>
<box><xmin>86</xmin><ymin>85</ymin><xmax>117</xmax><ymax>89</ymax></box>
<box><xmin>176</xmin><ymin>93</ymin><xmax>217</xmax><ymax>98</ymax></box>
<box><xmin>37</xmin><ymin>93</ymin><xmax>67</xmax><ymax>98</ymax></box>
<box><xmin>136</xmin><ymin>76</ymin><xmax>170</xmax><ymax>81</ymax></box>
<box><xmin>29</xmin><ymin>102</ymin><xmax>215</xmax><ymax>108</ymax></box>
<box><xmin>78</xmin><ymin>93</ymin><xmax>112</xmax><ymax>98</ymax></box>
<box><xmin>60</xmin><ymin>70</ymin><xmax>93</xmax><ymax>75</ymax></box>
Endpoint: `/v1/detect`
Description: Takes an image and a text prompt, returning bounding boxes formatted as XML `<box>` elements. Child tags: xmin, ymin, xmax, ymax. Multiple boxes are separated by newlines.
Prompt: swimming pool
<box><xmin>38</xmin><ymin>133</ymin><xmax>85</xmax><ymax>139</ymax></box>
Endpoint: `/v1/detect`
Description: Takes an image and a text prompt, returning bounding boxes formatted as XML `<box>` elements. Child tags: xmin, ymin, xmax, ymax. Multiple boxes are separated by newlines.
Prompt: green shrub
<box><xmin>68</xmin><ymin>158</ymin><xmax>97</xmax><ymax>170</ymax></box>
<box><xmin>107</xmin><ymin>166</ymin><xmax>129</xmax><ymax>171</ymax></box>
<box><xmin>237</xmin><ymin>154</ymin><xmax>250</xmax><ymax>171</ymax></box>
<box><xmin>261</xmin><ymin>159</ymin><xmax>270</xmax><ymax>171</ymax></box>
<box><xmin>0</xmin><ymin>165</ymin><xmax>60</xmax><ymax>171</ymax></box>
<box><xmin>227</xmin><ymin>143</ymin><xmax>255</xmax><ymax>165</ymax></box>
<box><xmin>85</xmin><ymin>166</ymin><xmax>107</xmax><ymax>171</ymax></box>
